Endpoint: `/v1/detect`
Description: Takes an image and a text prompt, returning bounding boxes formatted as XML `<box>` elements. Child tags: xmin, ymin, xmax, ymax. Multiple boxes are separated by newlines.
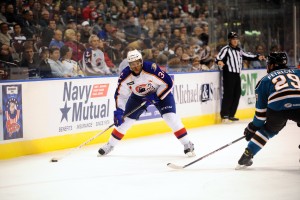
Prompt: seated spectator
<box><xmin>65</xmin><ymin>19</ymin><xmax>77</xmax><ymax>30</ymax></box>
<box><xmin>156</xmin><ymin>53</ymin><xmax>168</xmax><ymax>72</ymax></box>
<box><xmin>11</xmin><ymin>24</ymin><xmax>27</xmax><ymax>57</ymax></box>
<box><xmin>53</xmin><ymin>13</ymin><xmax>65</xmax><ymax>31</ymax></box>
<box><xmin>18</xmin><ymin>10</ymin><xmax>38</xmax><ymax>40</ymax></box>
<box><xmin>48</xmin><ymin>47</ymin><xmax>72</xmax><ymax>78</ymax></box>
<box><xmin>64</xmin><ymin>29</ymin><xmax>85</xmax><ymax>62</ymax></box>
<box><xmin>82</xmin><ymin>34</ymin><xmax>112</xmax><ymax>76</ymax></box>
<box><xmin>249</xmin><ymin>45</ymin><xmax>267</xmax><ymax>69</ymax></box>
<box><xmin>49</xmin><ymin>29</ymin><xmax>64</xmax><ymax>49</ymax></box>
<box><xmin>118</xmin><ymin>46</ymin><xmax>134</xmax><ymax>73</ymax></box>
<box><xmin>62</xmin><ymin>5</ymin><xmax>76</xmax><ymax>25</ymax></box>
<box><xmin>191</xmin><ymin>55</ymin><xmax>202</xmax><ymax>71</ymax></box>
<box><xmin>0</xmin><ymin>43</ymin><xmax>13</xmax><ymax>62</ymax></box>
<box><xmin>39</xmin><ymin>10</ymin><xmax>50</xmax><ymax>28</ymax></box>
<box><xmin>60</xmin><ymin>45</ymin><xmax>85</xmax><ymax>77</ymax></box>
<box><xmin>0</xmin><ymin>22</ymin><xmax>12</xmax><ymax>46</ymax></box>
<box><xmin>19</xmin><ymin>45</ymin><xmax>40</xmax><ymax>78</ymax></box>
<box><xmin>40</xmin><ymin>20</ymin><xmax>56</xmax><ymax>47</ymax></box>
<box><xmin>106</xmin><ymin>39</ymin><xmax>123</xmax><ymax>66</ymax></box>
<box><xmin>99</xmin><ymin>39</ymin><xmax>117</xmax><ymax>73</ymax></box>
<box><xmin>180</xmin><ymin>53</ymin><xmax>192</xmax><ymax>72</ymax></box>
<box><xmin>80</xmin><ymin>21</ymin><xmax>91</xmax><ymax>44</ymax></box>
<box><xmin>142</xmin><ymin>48</ymin><xmax>154</xmax><ymax>62</ymax></box>
<box><xmin>38</xmin><ymin>46</ymin><xmax>53</xmax><ymax>78</ymax></box>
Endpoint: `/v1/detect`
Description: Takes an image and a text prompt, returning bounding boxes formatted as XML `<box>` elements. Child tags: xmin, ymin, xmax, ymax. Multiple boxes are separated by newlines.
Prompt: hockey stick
<box><xmin>50</xmin><ymin>101</ymin><xmax>146</xmax><ymax>162</ymax></box>
<box><xmin>167</xmin><ymin>135</ymin><xmax>246</xmax><ymax>169</ymax></box>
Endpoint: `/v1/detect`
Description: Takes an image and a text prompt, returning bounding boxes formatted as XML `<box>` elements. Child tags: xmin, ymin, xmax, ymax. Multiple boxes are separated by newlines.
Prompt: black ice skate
<box><xmin>229</xmin><ymin>117</ymin><xmax>239</xmax><ymax>122</ymax></box>
<box><xmin>184</xmin><ymin>141</ymin><xmax>196</xmax><ymax>157</ymax></box>
<box><xmin>235</xmin><ymin>148</ymin><xmax>253</xmax><ymax>170</ymax></box>
<box><xmin>98</xmin><ymin>143</ymin><xmax>114</xmax><ymax>156</ymax></box>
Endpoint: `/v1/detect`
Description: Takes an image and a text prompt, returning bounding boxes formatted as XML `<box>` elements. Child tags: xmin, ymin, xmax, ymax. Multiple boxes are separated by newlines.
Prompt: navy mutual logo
<box><xmin>59</xmin><ymin>81</ymin><xmax>110</xmax><ymax>132</ymax></box>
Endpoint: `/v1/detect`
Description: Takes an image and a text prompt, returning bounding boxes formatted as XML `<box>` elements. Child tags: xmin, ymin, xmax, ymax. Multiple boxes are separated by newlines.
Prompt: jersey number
<box><xmin>272</xmin><ymin>73</ymin><xmax>300</xmax><ymax>91</ymax></box>
<box><xmin>158</xmin><ymin>71</ymin><xmax>165</xmax><ymax>78</ymax></box>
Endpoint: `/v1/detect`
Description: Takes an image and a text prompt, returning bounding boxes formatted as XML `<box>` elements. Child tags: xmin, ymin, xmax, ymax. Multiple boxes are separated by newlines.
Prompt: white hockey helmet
<box><xmin>127</xmin><ymin>49</ymin><xmax>142</xmax><ymax>63</ymax></box>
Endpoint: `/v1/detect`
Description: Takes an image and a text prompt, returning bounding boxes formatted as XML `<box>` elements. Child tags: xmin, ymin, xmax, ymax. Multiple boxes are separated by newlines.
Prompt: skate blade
<box><xmin>186</xmin><ymin>151</ymin><xmax>196</xmax><ymax>157</ymax></box>
<box><xmin>235</xmin><ymin>164</ymin><xmax>248</xmax><ymax>170</ymax></box>
<box><xmin>221</xmin><ymin>119</ymin><xmax>233</xmax><ymax>124</ymax></box>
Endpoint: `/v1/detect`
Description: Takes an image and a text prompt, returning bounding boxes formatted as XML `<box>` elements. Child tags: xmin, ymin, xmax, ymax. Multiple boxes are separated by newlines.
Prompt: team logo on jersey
<box><xmin>151</xmin><ymin>63</ymin><xmax>157</xmax><ymax>71</ymax></box>
<box><xmin>96</xmin><ymin>58</ymin><xmax>101</xmax><ymax>66</ymax></box>
<box><xmin>284</xmin><ymin>103</ymin><xmax>292</xmax><ymax>108</ymax></box>
<box><xmin>135</xmin><ymin>83</ymin><xmax>154</xmax><ymax>94</ymax></box>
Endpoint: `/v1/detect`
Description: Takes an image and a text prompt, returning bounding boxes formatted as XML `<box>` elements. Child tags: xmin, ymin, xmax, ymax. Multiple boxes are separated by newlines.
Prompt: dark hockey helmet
<box><xmin>228</xmin><ymin>32</ymin><xmax>238</xmax><ymax>39</ymax></box>
<box><xmin>267</xmin><ymin>52</ymin><xmax>288</xmax><ymax>73</ymax></box>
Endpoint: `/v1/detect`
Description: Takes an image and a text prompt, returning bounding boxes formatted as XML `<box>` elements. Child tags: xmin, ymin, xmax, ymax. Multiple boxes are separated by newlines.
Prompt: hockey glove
<box><xmin>143</xmin><ymin>93</ymin><xmax>160</xmax><ymax>106</ymax></box>
<box><xmin>244</xmin><ymin>122</ymin><xmax>260</xmax><ymax>141</ymax></box>
<box><xmin>114</xmin><ymin>108</ymin><xmax>124</xmax><ymax>127</ymax></box>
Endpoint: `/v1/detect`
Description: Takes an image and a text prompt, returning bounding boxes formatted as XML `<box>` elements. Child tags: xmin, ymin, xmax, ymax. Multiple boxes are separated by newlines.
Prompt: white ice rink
<box><xmin>0</xmin><ymin>121</ymin><xmax>299</xmax><ymax>200</ymax></box>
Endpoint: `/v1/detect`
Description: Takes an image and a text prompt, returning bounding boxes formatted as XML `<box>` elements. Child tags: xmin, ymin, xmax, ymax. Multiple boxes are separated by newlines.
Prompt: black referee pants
<box><xmin>221</xmin><ymin>71</ymin><xmax>241</xmax><ymax>118</ymax></box>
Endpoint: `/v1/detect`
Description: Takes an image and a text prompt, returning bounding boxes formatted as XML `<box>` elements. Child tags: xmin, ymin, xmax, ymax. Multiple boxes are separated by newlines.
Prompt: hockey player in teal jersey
<box><xmin>236</xmin><ymin>52</ymin><xmax>300</xmax><ymax>169</ymax></box>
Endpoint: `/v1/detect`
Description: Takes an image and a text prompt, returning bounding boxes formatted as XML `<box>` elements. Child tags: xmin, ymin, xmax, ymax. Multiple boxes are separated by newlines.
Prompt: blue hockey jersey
<box><xmin>253</xmin><ymin>68</ymin><xmax>300</xmax><ymax>127</ymax></box>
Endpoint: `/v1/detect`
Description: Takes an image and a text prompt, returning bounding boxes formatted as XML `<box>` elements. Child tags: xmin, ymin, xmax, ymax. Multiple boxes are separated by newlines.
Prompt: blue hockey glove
<box><xmin>143</xmin><ymin>93</ymin><xmax>160</xmax><ymax>106</ymax></box>
<box><xmin>114</xmin><ymin>108</ymin><xmax>124</xmax><ymax>127</ymax></box>
<box><xmin>244</xmin><ymin>122</ymin><xmax>260</xmax><ymax>141</ymax></box>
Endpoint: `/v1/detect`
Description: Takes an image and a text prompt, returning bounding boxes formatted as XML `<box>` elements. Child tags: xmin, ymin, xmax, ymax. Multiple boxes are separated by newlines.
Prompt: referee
<box><xmin>215</xmin><ymin>32</ymin><xmax>265</xmax><ymax>122</ymax></box>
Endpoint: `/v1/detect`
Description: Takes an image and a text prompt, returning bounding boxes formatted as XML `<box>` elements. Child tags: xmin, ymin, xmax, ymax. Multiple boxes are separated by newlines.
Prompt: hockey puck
<box><xmin>50</xmin><ymin>158</ymin><xmax>58</xmax><ymax>162</ymax></box>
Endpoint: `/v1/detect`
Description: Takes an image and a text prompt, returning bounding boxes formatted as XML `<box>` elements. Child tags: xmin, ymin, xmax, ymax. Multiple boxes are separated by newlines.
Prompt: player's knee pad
<box><xmin>162</xmin><ymin>112</ymin><xmax>184</xmax><ymax>132</ymax></box>
<box><xmin>115</xmin><ymin>117</ymin><xmax>136</xmax><ymax>134</ymax></box>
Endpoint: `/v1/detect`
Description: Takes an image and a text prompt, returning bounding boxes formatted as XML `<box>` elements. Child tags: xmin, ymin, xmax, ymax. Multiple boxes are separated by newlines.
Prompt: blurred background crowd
<box><xmin>0</xmin><ymin>0</ymin><xmax>299</xmax><ymax>80</ymax></box>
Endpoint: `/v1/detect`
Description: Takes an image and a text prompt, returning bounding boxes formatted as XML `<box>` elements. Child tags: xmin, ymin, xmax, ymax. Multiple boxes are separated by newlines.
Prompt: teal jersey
<box><xmin>253</xmin><ymin>68</ymin><xmax>300</xmax><ymax>127</ymax></box>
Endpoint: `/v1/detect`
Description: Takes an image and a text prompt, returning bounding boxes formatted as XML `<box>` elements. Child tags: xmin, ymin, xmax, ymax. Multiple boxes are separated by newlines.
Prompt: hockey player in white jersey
<box><xmin>98</xmin><ymin>49</ymin><xmax>195</xmax><ymax>157</ymax></box>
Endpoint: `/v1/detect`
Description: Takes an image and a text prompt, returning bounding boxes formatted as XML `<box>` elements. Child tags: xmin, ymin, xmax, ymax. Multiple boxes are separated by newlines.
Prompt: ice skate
<box><xmin>98</xmin><ymin>143</ymin><xmax>114</xmax><ymax>156</ymax></box>
<box><xmin>184</xmin><ymin>141</ymin><xmax>196</xmax><ymax>157</ymax></box>
<box><xmin>221</xmin><ymin>116</ymin><xmax>232</xmax><ymax>124</ymax></box>
<box><xmin>235</xmin><ymin>148</ymin><xmax>253</xmax><ymax>170</ymax></box>
<box><xmin>229</xmin><ymin>117</ymin><xmax>239</xmax><ymax>122</ymax></box>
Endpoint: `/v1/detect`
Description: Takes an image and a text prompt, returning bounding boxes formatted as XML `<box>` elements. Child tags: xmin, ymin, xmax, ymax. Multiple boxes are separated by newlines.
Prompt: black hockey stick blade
<box><xmin>167</xmin><ymin>136</ymin><xmax>246</xmax><ymax>169</ymax></box>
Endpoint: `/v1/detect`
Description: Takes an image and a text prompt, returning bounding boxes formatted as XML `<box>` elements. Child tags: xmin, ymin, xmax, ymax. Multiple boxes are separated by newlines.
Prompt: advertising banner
<box><xmin>239</xmin><ymin>69</ymin><xmax>267</xmax><ymax>108</ymax></box>
<box><xmin>0</xmin><ymin>70</ymin><xmax>264</xmax><ymax>145</ymax></box>
<box><xmin>1</xmin><ymin>84</ymin><xmax>23</xmax><ymax>140</ymax></box>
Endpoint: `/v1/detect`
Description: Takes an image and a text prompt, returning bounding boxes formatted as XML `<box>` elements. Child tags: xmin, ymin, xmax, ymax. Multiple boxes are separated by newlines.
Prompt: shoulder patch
<box><xmin>151</xmin><ymin>63</ymin><xmax>157</xmax><ymax>71</ymax></box>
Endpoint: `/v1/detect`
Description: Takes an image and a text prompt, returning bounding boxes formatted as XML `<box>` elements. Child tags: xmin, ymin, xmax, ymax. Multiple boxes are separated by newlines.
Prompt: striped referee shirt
<box><xmin>215</xmin><ymin>45</ymin><xmax>258</xmax><ymax>73</ymax></box>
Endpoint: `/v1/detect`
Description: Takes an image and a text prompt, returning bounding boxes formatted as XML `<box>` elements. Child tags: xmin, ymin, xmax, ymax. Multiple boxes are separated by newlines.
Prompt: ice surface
<box><xmin>0</xmin><ymin>121</ymin><xmax>299</xmax><ymax>200</ymax></box>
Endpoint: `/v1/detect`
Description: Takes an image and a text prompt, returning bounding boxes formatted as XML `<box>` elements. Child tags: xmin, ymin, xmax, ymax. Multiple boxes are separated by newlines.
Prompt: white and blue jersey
<box><xmin>115</xmin><ymin>61</ymin><xmax>175</xmax><ymax>119</ymax></box>
<box><xmin>253</xmin><ymin>68</ymin><xmax>300</xmax><ymax>127</ymax></box>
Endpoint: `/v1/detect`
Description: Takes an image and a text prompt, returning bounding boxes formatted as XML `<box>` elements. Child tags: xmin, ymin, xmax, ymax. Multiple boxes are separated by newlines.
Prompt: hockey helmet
<box><xmin>267</xmin><ymin>52</ymin><xmax>288</xmax><ymax>73</ymax></box>
<box><xmin>228</xmin><ymin>32</ymin><xmax>238</xmax><ymax>39</ymax></box>
<box><xmin>127</xmin><ymin>49</ymin><xmax>143</xmax><ymax>63</ymax></box>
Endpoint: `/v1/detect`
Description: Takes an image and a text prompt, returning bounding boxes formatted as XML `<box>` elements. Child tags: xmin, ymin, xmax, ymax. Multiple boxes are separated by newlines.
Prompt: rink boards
<box><xmin>0</xmin><ymin>70</ymin><xmax>266</xmax><ymax>159</ymax></box>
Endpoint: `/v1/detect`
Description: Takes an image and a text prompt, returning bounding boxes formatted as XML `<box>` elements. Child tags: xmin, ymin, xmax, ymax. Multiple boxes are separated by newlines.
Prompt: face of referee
<box><xmin>229</xmin><ymin>38</ymin><xmax>239</xmax><ymax>48</ymax></box>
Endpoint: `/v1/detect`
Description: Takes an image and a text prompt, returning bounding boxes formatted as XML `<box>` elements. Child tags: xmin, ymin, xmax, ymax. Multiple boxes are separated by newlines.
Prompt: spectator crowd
<box><xmin>0</xmin><ymin>0</ymin><xmax>276</xmax><ymax>80</ymax></box>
